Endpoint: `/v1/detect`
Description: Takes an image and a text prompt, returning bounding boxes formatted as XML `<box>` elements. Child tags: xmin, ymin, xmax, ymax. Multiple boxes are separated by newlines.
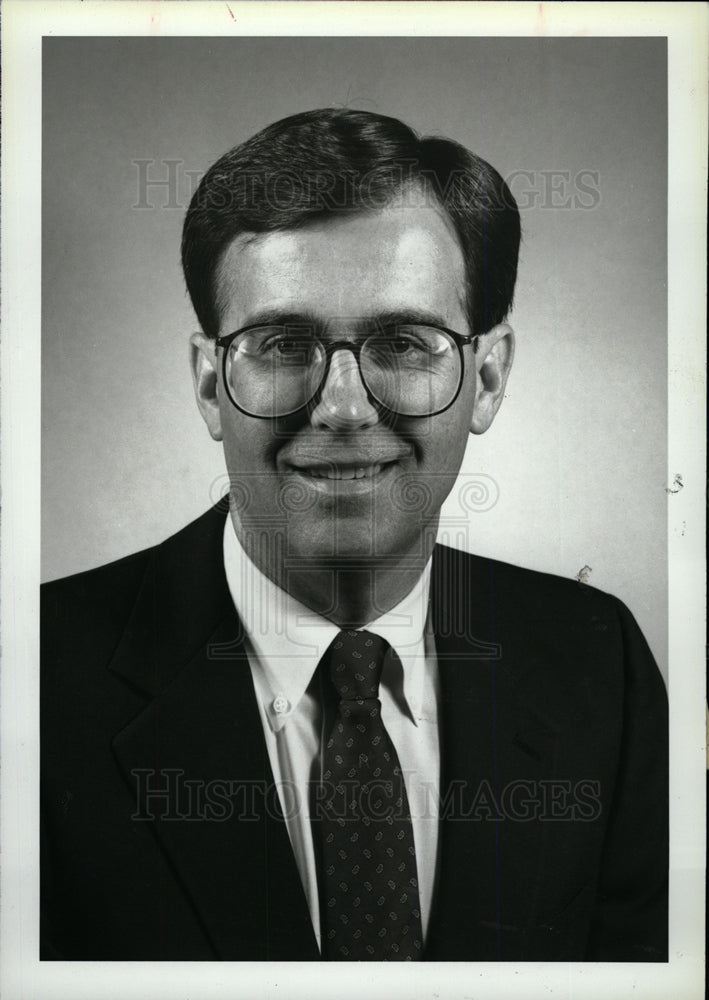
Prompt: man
<box><xmin>41</xmin><ymin>108</ymin><xmax>668</xmax><ymax>962</ymax></box>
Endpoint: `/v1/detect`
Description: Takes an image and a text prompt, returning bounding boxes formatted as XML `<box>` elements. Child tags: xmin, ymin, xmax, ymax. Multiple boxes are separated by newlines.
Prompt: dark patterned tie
<box><xmin>312</xmin><ymin>629</ymin><xmax>423</xmax><ymax>961</ymax></box>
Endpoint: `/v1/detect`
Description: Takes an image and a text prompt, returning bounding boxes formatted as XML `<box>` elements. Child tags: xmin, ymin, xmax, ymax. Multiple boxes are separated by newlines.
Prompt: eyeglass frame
<box><xmin>214</xmin><ymin>321</ymin><xmax>480</xmax><ymax>419</ymax></box>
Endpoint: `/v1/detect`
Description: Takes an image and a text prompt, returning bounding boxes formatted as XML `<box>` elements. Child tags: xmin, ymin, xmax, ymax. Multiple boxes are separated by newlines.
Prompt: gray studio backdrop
<box><xmin>42</xmin><ymin>36</ymin><xmax>668</xmax><ymax>678</ymax></box>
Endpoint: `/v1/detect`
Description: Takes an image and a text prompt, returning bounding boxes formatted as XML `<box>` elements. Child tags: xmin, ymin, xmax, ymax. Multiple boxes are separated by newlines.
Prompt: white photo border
<box><xmin>1</xmin><ymin>2</ymin><xmax>706</xmax><ymax>999</ymax></box>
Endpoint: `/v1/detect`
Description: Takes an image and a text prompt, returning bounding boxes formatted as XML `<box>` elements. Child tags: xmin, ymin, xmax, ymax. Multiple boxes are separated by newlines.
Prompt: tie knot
<box><xmin>326</xmin><ymin>629</ymin><xmax>388</xmax><ymax>702</ymax></box>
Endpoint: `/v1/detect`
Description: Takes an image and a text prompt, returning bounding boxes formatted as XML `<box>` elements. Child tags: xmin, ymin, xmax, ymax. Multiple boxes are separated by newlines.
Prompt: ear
<box><xmin>189</xmin><ymin>331</ymin><xmax>223</xmax><ymax>441</ymax></box>
<box><xmin>470</xmin><ymin>322</ymin><xmax>515</xmax><ymax>435</ymax></box>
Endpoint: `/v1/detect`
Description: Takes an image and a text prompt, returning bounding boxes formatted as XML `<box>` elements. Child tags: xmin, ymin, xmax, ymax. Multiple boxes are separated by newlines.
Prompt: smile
<box><xmin>286</xmin><ymin>458</ymin><xmax>402</xmax><ymax>493</ymax></box>
<box><xmin>300</xmin><ymin>464</ymin><xmax>387</xmax><ymax>481</ymax></box>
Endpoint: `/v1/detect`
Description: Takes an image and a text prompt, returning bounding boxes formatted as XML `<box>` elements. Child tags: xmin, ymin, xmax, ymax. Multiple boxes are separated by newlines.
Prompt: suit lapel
<box><xmin>108</xmin><ymin>506</ymin><xmax>319</xmax><ymax>960</ymax></box>
<box><xmin>425</xmin><ymin>545</ymin><xmax>561</xmax><ymax>961</ymax></box>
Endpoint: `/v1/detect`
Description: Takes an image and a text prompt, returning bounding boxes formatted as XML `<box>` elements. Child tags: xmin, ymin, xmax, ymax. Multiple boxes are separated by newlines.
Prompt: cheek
<box><xmin>389</xmin><ymin>412</ymin><xmax>471</xmax><ymax>528</ymax></box>
<box><xmin>219</xmin><ymin>407</ymin><xmax>307</xmax><ymax>518</ymax></box>
<box><xmin>218</xmin><ymin>394</ymin><xmax>287</xmax><ymax>462</ymax></box>
<box><xmin>219</xmin><ymin>411</ymin><xmax>273</xmax><ymax>480</ymax></box>
<box><xmin>220</xmin><ymin>427</ymin><xmax>283</xmax><ymax>524</ymax></box>
<box><xmin>419</xmin><ymin>404</ymin><xmax>474</xmax><ymax>466</ymax></box>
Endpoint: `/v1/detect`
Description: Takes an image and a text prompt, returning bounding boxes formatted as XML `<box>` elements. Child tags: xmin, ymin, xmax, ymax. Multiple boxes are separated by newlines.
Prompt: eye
<box><xmin>270</xmin><ymin>337</ymin><xmax>315</xmax><ymax>356</ymax></box>
<box><xmin>238</xmin><ymin>326</ymin><xmax>319</xmax><ymax>363</ymax></box>
<box><xmin>261</xmin><ymin>337</ymin><xmax>321</xmax><ymax>370</ymax></box>
<box><xmin>389</xmin><ymin>336</ymin><xmax>427</xmax><ymax>355</ymax></box>
<box><xmin>370</xmin><ymin>326</ymin><xmax>445</xmax><ymax>359</ymax></box>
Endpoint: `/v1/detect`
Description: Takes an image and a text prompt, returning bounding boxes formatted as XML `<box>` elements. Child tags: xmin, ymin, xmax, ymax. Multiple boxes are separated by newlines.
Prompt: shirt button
<box><xmin>272</xmin><ymin>694</ymin><xmax>290</xmax><ymax>715</ymax></box>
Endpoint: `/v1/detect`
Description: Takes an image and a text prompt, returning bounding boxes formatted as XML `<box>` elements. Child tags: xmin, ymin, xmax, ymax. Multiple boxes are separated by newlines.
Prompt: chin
<box><xmin>287</xmin><ymin>530</ymin><xmax>376</xmax><ymax>562</ymax></box>
<box><xmin>288</xmin><ymin>519</ymin><xmax>422</xmax><ymax>566</ymax></box>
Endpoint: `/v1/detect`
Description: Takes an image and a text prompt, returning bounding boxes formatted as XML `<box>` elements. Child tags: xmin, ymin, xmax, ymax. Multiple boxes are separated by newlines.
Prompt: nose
<box><xmin>309</xmin><ymin>348</ymin><xmax>379</xmax><ymax>431</ymax></box>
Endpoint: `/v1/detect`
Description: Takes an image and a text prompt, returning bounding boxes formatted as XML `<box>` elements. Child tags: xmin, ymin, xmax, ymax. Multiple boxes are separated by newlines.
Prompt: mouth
<box><xmin>297</xmin><ymin>462</ymin><xmax>392</xmax><ymax>481</ymax></box>
<box><xmin>284</xmin><ymin>457</ymin><xmax>402</xmax><ymax>493</ymax></box>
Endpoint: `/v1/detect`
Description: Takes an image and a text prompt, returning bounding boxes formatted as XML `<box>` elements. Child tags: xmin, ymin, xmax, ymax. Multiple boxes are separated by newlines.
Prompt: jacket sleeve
<box><xmin>585</xmin><ymin>597</ymin><xmax>669</xmax><ymax>961</ymax></box>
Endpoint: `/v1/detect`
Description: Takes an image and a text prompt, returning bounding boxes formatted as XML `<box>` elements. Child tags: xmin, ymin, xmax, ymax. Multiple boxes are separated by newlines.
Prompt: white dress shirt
<box><xmin>223</xmin><ymin>517</ymin><xmax>441</xmax><ymax>952</ymax></box>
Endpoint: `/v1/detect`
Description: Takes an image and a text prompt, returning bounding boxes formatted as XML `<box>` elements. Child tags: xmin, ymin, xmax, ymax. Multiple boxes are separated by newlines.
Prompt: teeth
<box><xmin>303</xmin><ymin>464</ymin><xmax>384</xmax><ymax>481</ymax></box>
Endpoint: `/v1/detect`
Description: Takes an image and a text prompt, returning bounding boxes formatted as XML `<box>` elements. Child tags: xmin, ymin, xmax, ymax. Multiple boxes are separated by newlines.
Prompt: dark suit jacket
<box><xmin>41</xmin><ymin>504</ymin><xmax>668</xmax><ymax>961</ymax></box>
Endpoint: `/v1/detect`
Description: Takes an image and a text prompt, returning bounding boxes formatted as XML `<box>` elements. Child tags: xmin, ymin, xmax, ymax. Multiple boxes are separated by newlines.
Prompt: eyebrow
<box><xmin>234</xmin><ymin>307</ymin><xmax>458</xmax><ymax>334</ymax></box>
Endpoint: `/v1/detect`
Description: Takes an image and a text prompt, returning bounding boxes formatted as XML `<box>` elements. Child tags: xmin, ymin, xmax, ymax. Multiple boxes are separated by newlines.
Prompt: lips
<box><xmin>283</xmin><ymin>439</ymin><xmax>412</xmax><ymax>489</ymax></box>
<box><xmin>285</xmin><ymin>444</ymin><xmax>409</xmax><ymax>479</ymax></box>
<box><xmin>299</xmin><ymin>463</ymin><xmax>388</xmax><ymax>481</ymax></box>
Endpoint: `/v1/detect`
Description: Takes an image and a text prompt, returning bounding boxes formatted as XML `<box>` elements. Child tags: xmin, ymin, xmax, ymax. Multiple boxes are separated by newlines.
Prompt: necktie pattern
<box><xmin>313</xmin><ymin>629</ymin><xmax>423</xmax><ymax>960</ymax></box>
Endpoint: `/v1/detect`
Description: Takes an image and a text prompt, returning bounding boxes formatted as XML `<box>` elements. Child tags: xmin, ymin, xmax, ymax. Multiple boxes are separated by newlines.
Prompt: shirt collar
<box><xmin>366</xmin><ymin>562</ymin><xmax>433</xmax><ymax>724</ymax></box>
<box><xmin>223</xmin><ymin>515</ymin><xmax>432</xmax><ymax>732</ymax></box>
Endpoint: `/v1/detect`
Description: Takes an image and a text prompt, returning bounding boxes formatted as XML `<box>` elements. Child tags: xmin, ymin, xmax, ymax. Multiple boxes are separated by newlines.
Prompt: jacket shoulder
<box><xmin>41</xmin><ymin>545</ymin><xmax>155</xmax><ymax>673</ymax></box>
<box><xmin>434</xmin><ymin>542</ymin><xmax>624</xmax><ymax>618</ymax></box>
<box><xmin>433</xmin><ymin>544</ymin><xmax>663</xmax><ymax>689</ymax></box>
<box><xmin>41</xmin><ymin>505</ymin><xmax>229</xmax><ymax>675</ymax></box>
<box><xmin>42</xmin><ymin>544</ymin><xmax>152</xmax><ymax>599</ymax></box>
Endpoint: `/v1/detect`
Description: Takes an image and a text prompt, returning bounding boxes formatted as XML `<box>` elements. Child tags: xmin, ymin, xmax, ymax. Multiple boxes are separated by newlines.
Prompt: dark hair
<box><xmin>181</xmin><ymin>108</ymin><xmax>521</xmax><ymax>338</ymax></box>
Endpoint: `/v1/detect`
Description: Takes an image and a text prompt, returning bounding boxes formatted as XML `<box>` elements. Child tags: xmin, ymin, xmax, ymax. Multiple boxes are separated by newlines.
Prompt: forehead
<box><xmin>215</xmin><ymin>190</ymin><xmax>468</xmax><ymax>331</ymax></box>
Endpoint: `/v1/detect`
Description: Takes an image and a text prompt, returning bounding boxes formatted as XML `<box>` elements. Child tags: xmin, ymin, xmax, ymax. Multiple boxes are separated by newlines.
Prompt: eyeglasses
<box><xmin>215</xmin><ymin>322</ymin><xmax>478</xmax><ymax>419</ymax></box>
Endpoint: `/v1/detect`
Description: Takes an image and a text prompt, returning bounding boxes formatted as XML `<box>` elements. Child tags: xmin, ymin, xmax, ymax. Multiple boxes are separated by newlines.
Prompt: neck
<box><xmin>231</xmin><ymin>512</ymin><xmax>438</xmax><ymax>627</ymax></box>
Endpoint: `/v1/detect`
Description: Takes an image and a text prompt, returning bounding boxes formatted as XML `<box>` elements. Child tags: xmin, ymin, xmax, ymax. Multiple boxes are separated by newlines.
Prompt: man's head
<box><xmin>185</xmin><ymin>109</ymin><xmax>520</xmax><ymax>614</ymax></box>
